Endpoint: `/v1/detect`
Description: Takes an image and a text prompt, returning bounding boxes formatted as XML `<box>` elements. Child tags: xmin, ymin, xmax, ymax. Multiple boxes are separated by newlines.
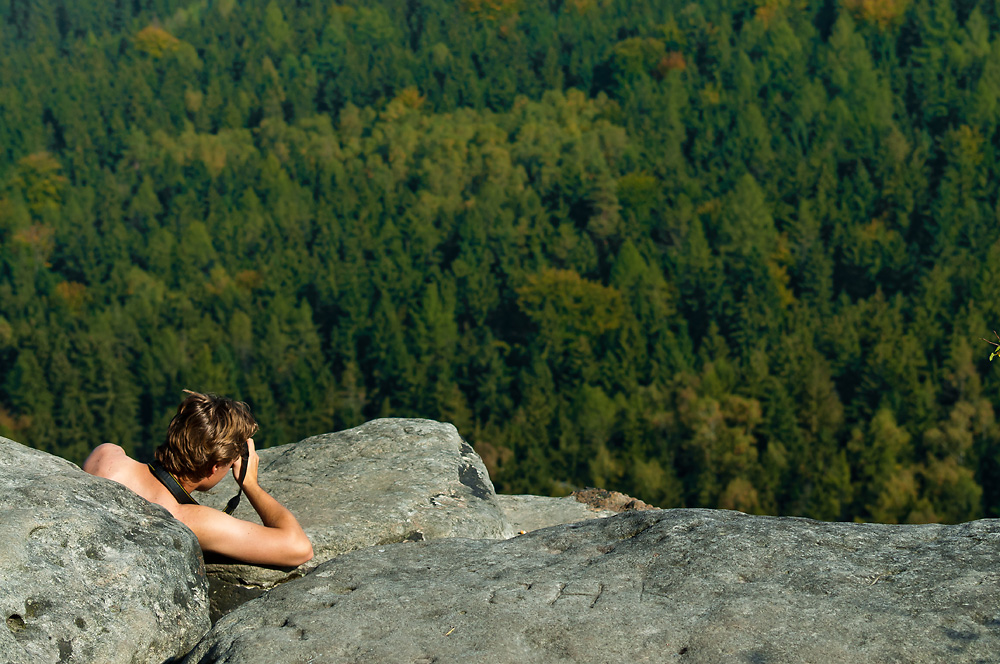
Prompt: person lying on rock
<box><xmin>83</xmin><ymin>390</ymin><xmax>314</xmax><ymax>567</ymax></box>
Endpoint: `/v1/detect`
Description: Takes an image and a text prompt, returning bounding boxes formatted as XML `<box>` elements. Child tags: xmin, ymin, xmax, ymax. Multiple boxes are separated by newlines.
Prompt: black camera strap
<box><xmin>148</xmin><ymin>458</ymin><xmax>246</xmax><ymax>515</ymax></box>
<box><xmin>148</xmin><ymin>460</ymin><xmax>198</xmax><ymax>506</ymax></box>
<box><xmin>223</xmin><ymin>451</ymin><xmax>248</xmax><ymax>515</ymax></box>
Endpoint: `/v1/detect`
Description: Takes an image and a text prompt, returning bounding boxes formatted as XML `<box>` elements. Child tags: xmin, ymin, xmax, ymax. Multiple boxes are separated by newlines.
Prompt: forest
<box><xmin>2</xmin><ymin>0</ymin><xmax>1000</xmax><ymax>523</ymax></box>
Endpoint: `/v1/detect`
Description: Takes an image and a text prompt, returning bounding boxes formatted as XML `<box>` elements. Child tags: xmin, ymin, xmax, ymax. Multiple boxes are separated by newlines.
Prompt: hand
<box><xmin>232</xmin><ymin>437</ymin><xmax>260</xmax><ymax>488</ymax></box>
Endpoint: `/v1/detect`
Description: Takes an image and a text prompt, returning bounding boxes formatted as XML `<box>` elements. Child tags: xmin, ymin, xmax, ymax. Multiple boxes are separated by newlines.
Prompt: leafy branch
<box><xmin>982</xmin><ymin>331</ymin><xmax>1000</xmax><ymax>361</ymax></box>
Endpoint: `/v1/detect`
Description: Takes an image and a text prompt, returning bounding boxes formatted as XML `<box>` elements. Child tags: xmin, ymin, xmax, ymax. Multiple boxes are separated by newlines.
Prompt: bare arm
<box><xmin>178</xmin><ymin>440</ymin><xmax>313</xmax><ymax>566</ymax></box>
<box><xmin>180</xmin><ymin>498</ymin><xmax>313</xmax><ymax>566</ymax></box>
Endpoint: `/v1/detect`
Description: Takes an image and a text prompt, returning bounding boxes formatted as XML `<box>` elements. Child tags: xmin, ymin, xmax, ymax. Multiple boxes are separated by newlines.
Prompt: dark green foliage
<box><xmin>3</xmin><ymin>0</ymin><xmax>1000</xmax><ymax>523</ymax></box>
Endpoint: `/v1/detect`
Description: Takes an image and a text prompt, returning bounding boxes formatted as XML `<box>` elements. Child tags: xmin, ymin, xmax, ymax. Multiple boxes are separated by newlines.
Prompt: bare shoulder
<box><xmin>82</xmin><ymin>445</ymin><xmax>176</xmax><ymax>513</ymax></box>
<box><xmin>174</xmin><ymin>503</ymin><xmax>229</xmax><ymax>531</ymax></box>
<box><xmin>82</xmin><ymin>443</ymin><xmax>128</xmax><ymax>476</ymax></box>
<box><xmin>173</xmin><ymin>504</ymin><xmax>250</xmax><ymax>555</ymax></box>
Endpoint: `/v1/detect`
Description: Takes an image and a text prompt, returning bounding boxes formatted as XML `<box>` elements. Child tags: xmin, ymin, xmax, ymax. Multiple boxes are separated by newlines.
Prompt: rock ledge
<box><xmin>183</xmin><ymin>508</ymin><xmax>1000</xmax><ymax>664</ymax></box>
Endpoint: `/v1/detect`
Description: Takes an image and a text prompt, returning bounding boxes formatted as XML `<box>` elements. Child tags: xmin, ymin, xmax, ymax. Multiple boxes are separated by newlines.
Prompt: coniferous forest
<box><xmin>4</xmin><ymin>0</ymin><xmax>1000</xmax><ymax>523</ymax></box>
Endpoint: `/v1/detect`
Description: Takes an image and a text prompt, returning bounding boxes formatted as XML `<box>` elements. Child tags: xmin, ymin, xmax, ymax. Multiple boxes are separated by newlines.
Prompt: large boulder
<box><xmin>0</xmin><ymin>437</ymin><xmax>209</xmax><ymax>664</ymax></box>
<box><xmin>198</xmin><ymin>419</ymin><xmax>512</xmax><ymax>617</ymax></box>
<box><xmin>184</xmin><ymin>509</ymin><xmax>1000</xmax><ymax>664</ymax></box>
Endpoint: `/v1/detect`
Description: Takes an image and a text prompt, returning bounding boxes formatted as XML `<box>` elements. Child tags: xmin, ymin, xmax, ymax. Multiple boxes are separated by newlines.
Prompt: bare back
<box><xmin>83</xmin><ymin>444</ymin><xmax>184</xmax><ymax>518</ymax></box>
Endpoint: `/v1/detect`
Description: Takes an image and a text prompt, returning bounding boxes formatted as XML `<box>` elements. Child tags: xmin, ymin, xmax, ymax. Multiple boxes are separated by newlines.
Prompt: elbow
<box><xmin>289</xmin><ymin>536</ymin><xmax>314</xmax><ymax>567</ymax></box>
<box><xmin>300</xmin><ymin>540</ymin><xmax>315</xmax><ymax>564</ymax></box>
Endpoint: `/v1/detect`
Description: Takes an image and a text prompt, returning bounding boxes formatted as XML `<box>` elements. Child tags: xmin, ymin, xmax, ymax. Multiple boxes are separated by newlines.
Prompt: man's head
<box><xmin>155</xmin><ymin>390</ymin><xmax>258</xmax><ymax>480</ymax></box>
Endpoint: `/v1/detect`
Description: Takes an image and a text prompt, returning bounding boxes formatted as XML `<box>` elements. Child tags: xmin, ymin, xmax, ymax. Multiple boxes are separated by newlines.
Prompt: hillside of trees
<box><xmin>3</xmin><ymin>0</ymin><xmax>1000</xmax><ymax>523</ymax></box>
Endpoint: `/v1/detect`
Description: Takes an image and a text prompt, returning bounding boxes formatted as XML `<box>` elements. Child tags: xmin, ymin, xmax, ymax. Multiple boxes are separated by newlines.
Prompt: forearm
<box><xmin>242</xmin><ymin>481</ymin><xmax>313</xmax><ymax>559</ymax></box>
<box><xmin>243</xmin><ymin>480</ymin><xmax>303</xmax><ymax>530</ymax></box>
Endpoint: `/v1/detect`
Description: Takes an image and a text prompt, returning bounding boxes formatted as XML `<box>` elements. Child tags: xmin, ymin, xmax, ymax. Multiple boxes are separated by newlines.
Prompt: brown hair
<box><xmin>154</xmin><ymin>390</ymin><xmax>258</xmax><ymax>479</ymax></box>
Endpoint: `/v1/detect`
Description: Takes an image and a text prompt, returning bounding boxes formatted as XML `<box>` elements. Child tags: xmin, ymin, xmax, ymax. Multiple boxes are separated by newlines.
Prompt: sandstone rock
<box><xmin>183</xmin><ymin>508</ymin><xmax>1000</xmax><ymax>664</ymax></box>
<box><xmin>0</xmin><ymin>437</ymin><xmax>209</xmax><ymax>664</ymax></box>
<box><xmin>571</xmin><ymin>486</ymin><xmax>657</xmax><ymax>512</ymax></box>
<box><xmin>197</xmin><ymin>419</ymin><xmax>512</xmax><ymax>616</ymax></box>
<box><xmin>495</xmin><ymin>494</ymin><xmax>616</xmax><ymax>533</ymax></box>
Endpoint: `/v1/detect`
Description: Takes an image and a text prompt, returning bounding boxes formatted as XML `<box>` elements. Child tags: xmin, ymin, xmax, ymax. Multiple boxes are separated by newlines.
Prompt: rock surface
<box><xmin>495</xmin><ymin>494</ymin><xmax>616</xmax><ymax>533</ymax></box>
<box><xmin>183</xmin><ymin>508</ymin><xmax>1000</xmax><ymax>664</ymax></box>
<box><xmin>0</xmin><ymin>437</ymin><xmax>209</xmax><ymax>664</ymax></box>
<box><xmin>197</xmin><ymin>419</ymin><xmax>512</xmax><ymax>615</ymax></box>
